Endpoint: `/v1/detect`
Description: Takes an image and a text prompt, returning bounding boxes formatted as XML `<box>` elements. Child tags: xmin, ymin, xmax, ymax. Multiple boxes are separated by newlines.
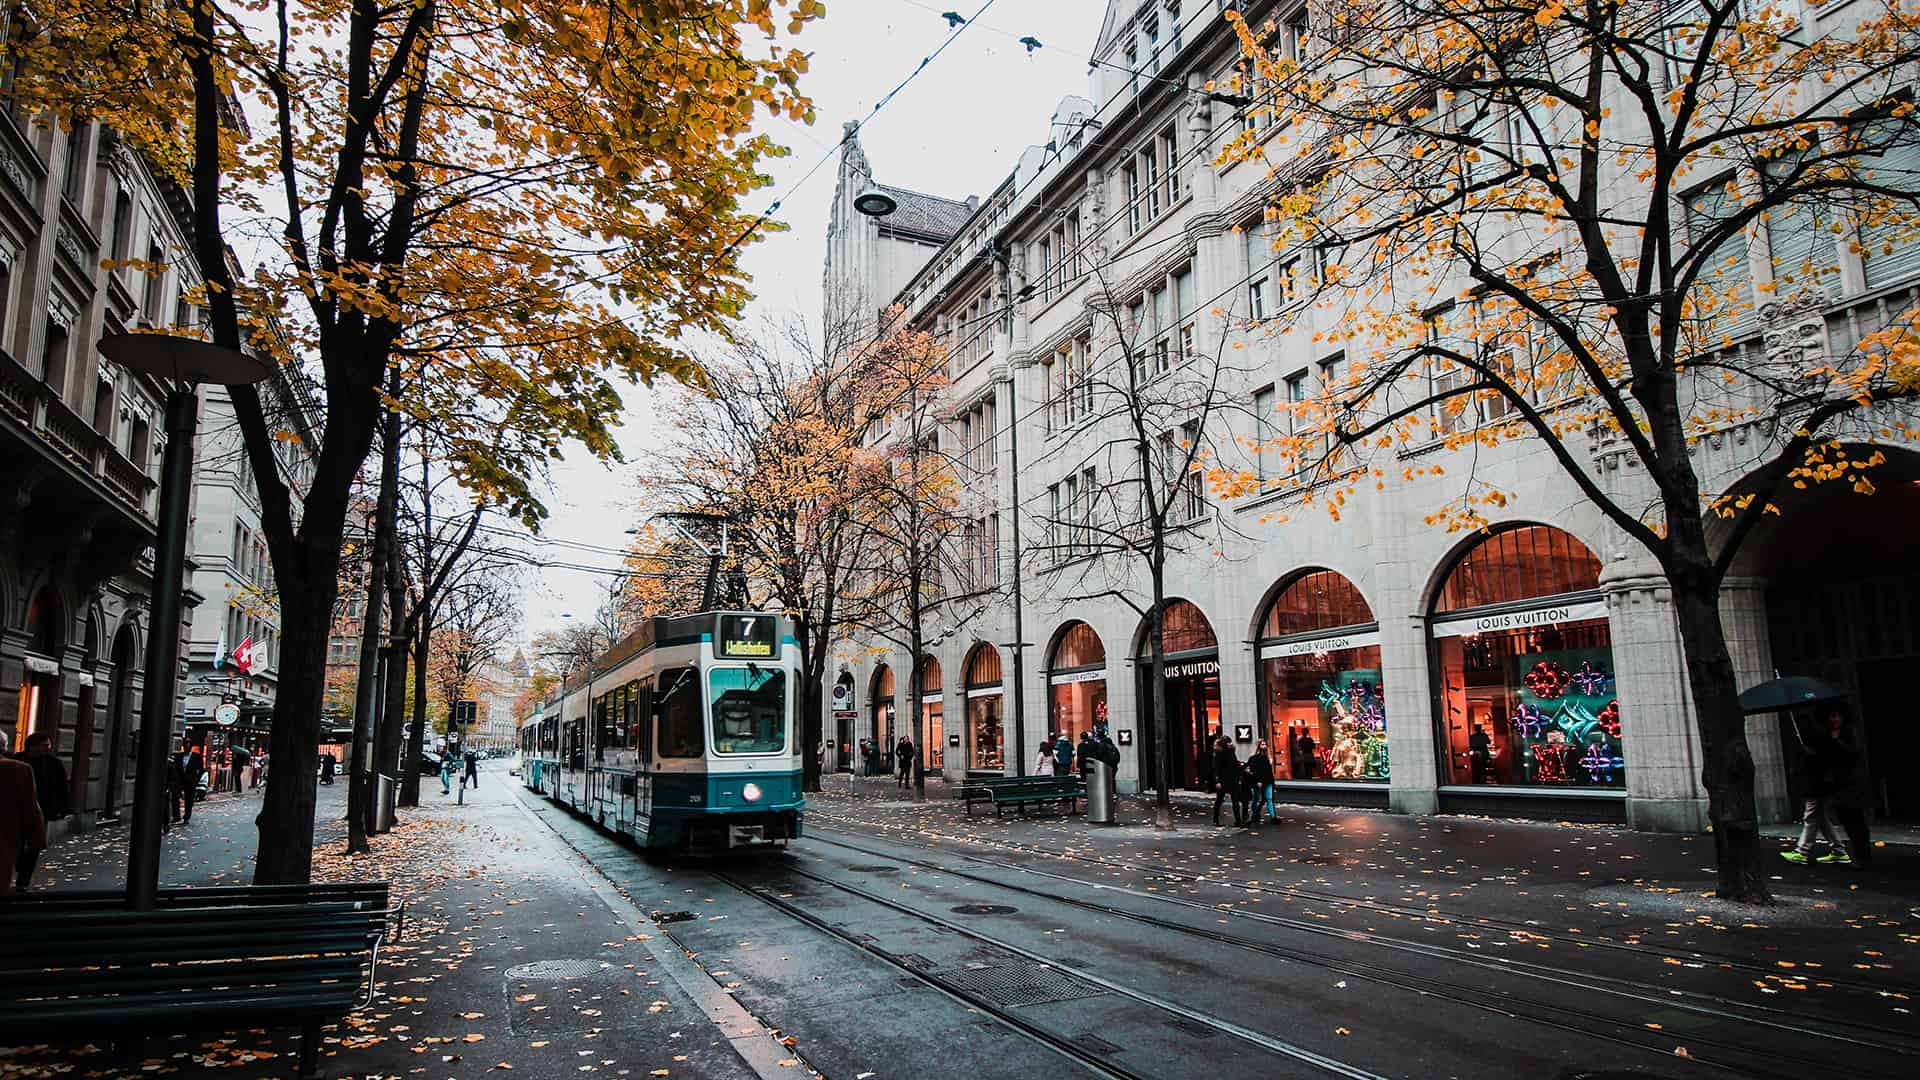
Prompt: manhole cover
<box><xmin>504</xmin><ymin>959</ymin><xmax>613</xmax><ymax>980</ymax></box>
<box><xmin>951</xmin><ymin>904</ymin><xmax>1018</xmax><ymax>916</ymax></box>
<box><xmin>940</xmin><ymin>965</ymin><xmax>1108</xmax><ymax>1008</ymax></box>
<box><xmin>847</xmin><ymin>864</ymin><xmax>898</xmax><ymax>873</ymax></box>
<box><xmin>651</xmin><ymin>910</ymin><xmax>700</xmax><ymax>924</ymax></box>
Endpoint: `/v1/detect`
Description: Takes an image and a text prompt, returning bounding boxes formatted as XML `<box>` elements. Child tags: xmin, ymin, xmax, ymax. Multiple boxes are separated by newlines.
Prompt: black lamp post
<box><xmin>100</xmin><ymin>333</ymin><xmax>271</xmax><ymax>911</ymax></box>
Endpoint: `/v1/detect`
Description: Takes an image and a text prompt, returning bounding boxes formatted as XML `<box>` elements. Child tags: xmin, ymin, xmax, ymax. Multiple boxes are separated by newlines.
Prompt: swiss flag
<box><xmin>232</xmin><ymin>636</ymin><xmax>257</xmax><ymax>675</ymax></box>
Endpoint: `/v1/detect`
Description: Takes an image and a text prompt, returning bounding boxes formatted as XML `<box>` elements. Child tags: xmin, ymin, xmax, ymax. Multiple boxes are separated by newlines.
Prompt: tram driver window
<box><xmin>657</xmin><ymin>667</ymin><xmax>703</xmax><ymax>757</ymax></box>
<box><xmin>710</xmin><ymin>665</ymin><xmax>787</xmax><ymax>755</ymax></box>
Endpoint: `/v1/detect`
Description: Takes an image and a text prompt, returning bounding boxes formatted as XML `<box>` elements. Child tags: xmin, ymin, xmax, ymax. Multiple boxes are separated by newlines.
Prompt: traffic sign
<box><xmin>454</xmin><ymin>700</ymin><xmax>478</xmax><ymax>726</ymax></box>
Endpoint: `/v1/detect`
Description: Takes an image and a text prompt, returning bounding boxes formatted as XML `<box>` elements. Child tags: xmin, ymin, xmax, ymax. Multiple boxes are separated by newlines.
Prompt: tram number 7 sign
<box><xmin>717</xmin><ymin>614</ymin><xmax>775</xmax><ymax>658</ymax></box>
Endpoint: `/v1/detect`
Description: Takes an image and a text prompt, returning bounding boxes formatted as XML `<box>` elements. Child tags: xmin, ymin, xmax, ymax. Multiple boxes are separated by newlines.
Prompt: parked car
<box><xmin>415</xmin><ymin>752</ymin><xmax>444</xmax><ymax>776</ymax></box>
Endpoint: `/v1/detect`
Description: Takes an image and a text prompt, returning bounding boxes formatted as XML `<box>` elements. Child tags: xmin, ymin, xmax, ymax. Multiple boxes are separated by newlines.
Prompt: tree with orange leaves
<box><xmin>7</xmin><ymin>0</ymin><xmax>818</xmax><ymax>882</ymax></box>
<box><xmin>1217</xmin><ymin>0</ymin><xmax>1919</xmax><ymax>900</ymax></box>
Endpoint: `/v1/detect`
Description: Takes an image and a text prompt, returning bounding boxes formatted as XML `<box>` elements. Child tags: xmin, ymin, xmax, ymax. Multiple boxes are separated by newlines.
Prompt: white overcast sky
<box><xmin>518</xmin><ymin>0</ymin><xmax>1109</xmax><ymax>644</ymax></box>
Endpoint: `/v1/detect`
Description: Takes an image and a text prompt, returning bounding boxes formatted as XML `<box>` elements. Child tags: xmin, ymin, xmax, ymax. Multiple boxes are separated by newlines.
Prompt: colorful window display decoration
<box><xmin>1430</xmin><ymin>525</ymin><xmax>1624</xmax><ymax>789</ymax></box>
<box><xmin>1258</xmin><ymin>570</ymin><xmax>1387</xmax><ymax>782</ymax></box>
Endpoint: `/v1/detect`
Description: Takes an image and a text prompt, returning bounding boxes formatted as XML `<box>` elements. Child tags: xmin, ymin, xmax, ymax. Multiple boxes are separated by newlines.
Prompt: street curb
<box><xmin>505</xmin><ymin>786</ymin><xmax>810</xmax><ymax>1080</ymax></box>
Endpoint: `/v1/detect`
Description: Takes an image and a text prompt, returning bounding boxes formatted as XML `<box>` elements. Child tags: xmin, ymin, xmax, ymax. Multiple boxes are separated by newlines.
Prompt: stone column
<box><xmin>1719</xmin><ymin>576</ymin><xmax>1791</xmax><ymax>822</ymax></box>
<box><xmin>1378</xmin><ymin>471</ymin><xmax>1439</xmax><ymax>815</ymax></box>
<box><xmin>1604</xmin><ymin>565</ymin><xmax>1709</xmax><ymax>832</ymax></box>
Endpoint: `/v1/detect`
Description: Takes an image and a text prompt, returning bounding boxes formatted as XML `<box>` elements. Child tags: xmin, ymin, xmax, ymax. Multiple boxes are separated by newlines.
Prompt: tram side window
<box><xmin>567</xmin><ymin>719</ymin><xmax>585</xmax><ymax>768</ymax></box>
<box><xmin>657</xmin><ymin>666</ymin><xmax>703</xmax><ymax>757</ymax></box>
<box><xmin>634</xmin><ymin>677</ymin><xmax>655</xmax><ymax>761</ymax></box>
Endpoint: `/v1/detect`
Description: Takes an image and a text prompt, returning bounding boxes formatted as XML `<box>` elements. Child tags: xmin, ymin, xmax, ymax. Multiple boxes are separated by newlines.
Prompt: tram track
<box><xmin>795</xmin><ymin>830</ymin><xmax>1919</xmax><ymax>1080</ymax></box>
<box><xmin>704</xmin><ymin>859</ymin><xmax>1396</xmax><ymax>1080</ymax></box>
<box><xmin>809</xmin><ymin>808</ymin><xmax>1920</xmax><ymax>1000</ymax></box>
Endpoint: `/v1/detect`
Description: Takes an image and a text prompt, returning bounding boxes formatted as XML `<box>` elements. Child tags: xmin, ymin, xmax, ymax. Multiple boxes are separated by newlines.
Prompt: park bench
<box><xmin>0</xmin><ymin>883</ymin><xmax>397</xmax><ymax>1079</ymax></box>
<box><xmin>962</xmin><ymin>775</ymin><xmax>1085</xmax><ymax>817</ymax></box>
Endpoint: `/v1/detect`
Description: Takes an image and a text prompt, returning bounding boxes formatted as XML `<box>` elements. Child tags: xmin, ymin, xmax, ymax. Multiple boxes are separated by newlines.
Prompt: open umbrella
<box><xmin>1737</xmin><ymin>675</ymin><xmax>1846</xmax><ymax>715</ymax></box>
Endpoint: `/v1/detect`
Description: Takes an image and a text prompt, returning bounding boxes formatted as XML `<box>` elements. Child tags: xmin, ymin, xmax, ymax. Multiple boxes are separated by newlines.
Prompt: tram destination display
<box><xmin>717</xmin><ymin>613</ymin><xmax>776</xmax><ymax>658</ymax></box>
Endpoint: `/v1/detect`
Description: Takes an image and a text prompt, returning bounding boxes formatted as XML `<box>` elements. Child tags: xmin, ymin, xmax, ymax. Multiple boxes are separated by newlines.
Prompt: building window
<box><xmin>41</xmin><ymin>315</ymin><xmax>70</xmax><ymax>397</ymax></box>
<box><xmin>1175</xmin><ymin>267</ymin><xmax>1196</xmax><ymax>361</ymax></box>
<box><xmin>62</xmin><ymin>122</ymin><xmax>89</xmax><ymax>204</ymax></box>
<box><xmin>1124</xmin><ymin>165</ymin><xmax>1142</xmax><ymax>234</ymax></box>
<box><xmin>1160</xmin><ymin>125</ymin><xmax>1180</xmax><ymax>205</ymax></box>
<box><xmin>1252</xmin><ymin>384</ymin><xmax>1279</xmax><ymax>481</ymax></box>
<box><xmin>143</xmin><ymin>242</ymin><xmax>166</xmax><ymax>325</ymax></box>
<box><xmin>1047</xmin><ymin>336</ymin><xmax>1092</xmax><ymax>432</ymax></box>
<box><xmin>1244</xmin><ymin>225</ymin><xmax>1269</xmax><ymax>321</ymax></box>
<box><xmin>1682</xmin><ymin>179</ymin><xmax>1754</xmax><ymax>333</ymax></box>
<box><xmin>1430</xmin><ymin>525</ymin><xmax>1621</xmax><ymax>789</ymax></box>
<box><xmin>1161</xmin><ymin>420</ymin><xmax>1205</xmax><ymax>524</ymax></box>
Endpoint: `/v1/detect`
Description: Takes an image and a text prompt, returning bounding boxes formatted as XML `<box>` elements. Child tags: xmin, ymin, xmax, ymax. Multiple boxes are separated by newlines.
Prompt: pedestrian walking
<box><xmin>1783</xmin><ymin>710</ymin><xmax>1853</xmax><ymax>864</ymax></box>
<box><xmin>0</xmin><ymin>753</ymin><xmax>46</xmax><ymax>897</ymax></box>
<box><xmin>1246</xmin><ymin>739</ymin><xmax>1275</xmax><ymax>826</ymax></box>
<box><xmin>171</xmin><ymin>743</ymin><xmax>205</xmax><ymax>823</ymax></box>
<box><xmin>319</xmin><ymin>751</ymin><xmax>337</xmax><ymax>785</ymax></box>
<box><xmin>251</xmin><ymin>750</ymin><xmax>268</xmax><ymax>789</ymax></box>
<box><xmin>895</xmin><ymin>735</ymin><xmax>914</xmax><ymax>788</ymax></box>
<box><xmin>231</xmin><ymin>745</ymin><xmax>252</xmax><ymax>794</ymax></box>
<box><xmin>464</xmin><ymin>749</ymin><xmax>480</xmax><ymax>787</ymax></box>
<box><xmin>1052</xmin><ymin>734</ymin><xmax>1075</xmax><ymax>777</ymax></box>
<box><xmin>1075</xmin><ymin>731</ymin><xmax>1095</xmax><ymax>773</ymax></box>
<box><xmin>1825</xmin><ymin>709</ymin><xmax>1875</xmax><ymax>867</ymax></box>
<box><xmin>1211</xmin><ymin>736</ymin><xmax>1242</xmax><ymax>826</ymax></box>
<box><xmin>440</xmin><ymin>754</ymin><xmax>454</xmax><ymax>795</ymax></box>
<box><xmin>1032</xmin><ymin>737</ymin><xmax>1054</xmax><ymax>778</ymax></box>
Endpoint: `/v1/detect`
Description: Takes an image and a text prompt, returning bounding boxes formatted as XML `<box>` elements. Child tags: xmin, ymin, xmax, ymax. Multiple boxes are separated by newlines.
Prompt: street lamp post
<box><xmin>102</xmin><ymin>334</ymin><xmax>271</xmax><ymax>912</ymax></box>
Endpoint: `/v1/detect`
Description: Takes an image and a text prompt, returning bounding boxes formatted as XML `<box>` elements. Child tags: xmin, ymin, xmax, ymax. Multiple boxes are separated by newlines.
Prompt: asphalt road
<box><xmin>513</xmin><ymin>785</ymin><xmax>1920</xmax><ymax>1080</ymax></box>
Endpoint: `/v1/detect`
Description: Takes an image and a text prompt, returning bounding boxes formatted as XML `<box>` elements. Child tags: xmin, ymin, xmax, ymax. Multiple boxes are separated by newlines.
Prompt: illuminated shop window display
<box><xmin>1258</xmin><ymin>570</ymin><xmax>1387</xmax><ymax>781</ymax></box>
<box><xmin>1430</xmin><ymin>526</ymin><xmax>1624</xmax><ymax>789</ymax></box>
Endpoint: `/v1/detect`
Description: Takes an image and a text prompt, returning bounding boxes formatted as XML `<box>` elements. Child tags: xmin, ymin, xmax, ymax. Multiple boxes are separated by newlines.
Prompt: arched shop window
<box><xmin>870</xmin><ymin>665</ymin><xmax>895</xmax><ymax>752</ymax></box>
<box><xmin>918</xmin><ymin>656</ymin><xmax>945</xmax><ymax>769</ymax></box>
<box><xmin>963</xmin><ymin>644</ymin><xmax>1004</xmax><ymax>771</ymax></box>
<box><xmin>1257</xmin><ymin>570</ymin><xmax>1386</xmax><ymax>782</ymax></box>
<box><xmin>1135</xmin><ymin>600</ymin><xmax>1222</xmax><ymax>792</ymax></box>
<box><xmin>16</xmin><ymin>588</ymin><xmax>64</xmax><ymax>752</ymax></box>
<box><xmin>1429</xmin><ymin>525</ymin><xmax>1622</xmax><ymax>789</ymax></box>
<box><xmin>1046</xmin><ymin>622</ymin><xmax>1106</xmax><ymax>747</ymax></box>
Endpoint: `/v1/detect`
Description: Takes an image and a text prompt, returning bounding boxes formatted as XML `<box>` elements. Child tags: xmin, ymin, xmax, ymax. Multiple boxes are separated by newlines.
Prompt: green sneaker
<box><xmin>1780</xmin><ymin>850</ymin><xmax>1811</xmax><ymax>864</ymax></box>
<box><xmin>1817</xmin><ymin>851</ymin><xmax>1852</xmax><ymax>865</ymax></box>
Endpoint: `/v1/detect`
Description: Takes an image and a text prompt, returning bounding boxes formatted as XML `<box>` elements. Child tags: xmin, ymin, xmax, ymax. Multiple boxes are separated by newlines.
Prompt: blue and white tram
<box><xmin>522</xmin><ymin>611</ymin><xmax>803</xmax><ymax>850</ymax></box>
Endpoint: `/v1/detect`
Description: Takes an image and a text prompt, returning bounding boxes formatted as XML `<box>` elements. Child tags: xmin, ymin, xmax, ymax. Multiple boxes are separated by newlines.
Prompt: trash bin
<box><xmin>1085</xmin><ymin>760</ymin><xmax>1116</xmax><ymax>825</ymax></box>
<box><xmin>374</xmin><ymin>773</ymin><xmax>399</xmax><ymax>833</ymax></box>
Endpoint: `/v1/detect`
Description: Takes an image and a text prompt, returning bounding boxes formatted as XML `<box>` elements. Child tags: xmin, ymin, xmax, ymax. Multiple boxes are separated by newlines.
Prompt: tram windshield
<box><xmin>710</xmin><ymin>666</ymin><xmax>787</xmax><ymax>754</ymax></box>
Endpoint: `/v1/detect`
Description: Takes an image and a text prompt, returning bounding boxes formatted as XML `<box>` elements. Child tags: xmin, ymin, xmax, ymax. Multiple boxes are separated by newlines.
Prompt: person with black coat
<box><xmin>895</xmin><ymin>735</ymin><xmax>915</xmax><ymax>788</ymax></box>
<box><xmin>1211</xmin><ymin>736</ymin><xmax>1243</xmax><ymax>826</ymax></box>
<box><xmin>1784</xmin><ymin>712</ymin><xmax>1851</xmax><ymax>864</ymax></box>
<box><xmin>170</xmin><ymin>743</ymin><xmax>205</xmax><ymax>823</ymax></box>
<box><xmin>1824</xmin><ymin>709</ymin><xmax>1875</xmax><ymax>867</ymax></box>
<box><xmin>318</xmin><ymin>751</ymin><xmax>337</xmax><ymax>785</ymax></box>
<box><xmin>1245</xmin><ymin>739</ymin><xmax>1275</xmax><ymax>826</ymax></box>
<box><xmin>14</xmin><ymin>733</ymin><xmax>66</xmax><ymax>890</ymax></box>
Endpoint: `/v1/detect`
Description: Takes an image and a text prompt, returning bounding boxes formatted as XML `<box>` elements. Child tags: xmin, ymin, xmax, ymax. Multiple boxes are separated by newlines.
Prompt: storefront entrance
<box><xmin>1743</xmin><ymin>456</ymin><xmax>1920</xmax><ymax>820</ymax></box>
<box><xmin>1136</xmin><ymin>600</ymin><xmax>1222</xmax><ymax>793</ymax></box>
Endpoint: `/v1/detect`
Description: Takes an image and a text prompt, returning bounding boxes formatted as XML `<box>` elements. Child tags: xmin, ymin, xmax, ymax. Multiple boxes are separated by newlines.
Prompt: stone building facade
<box><xmin>0</xmin><ymin>102</ymin><xmax>207</xmax><ymax>832</ymax></box>
<box><xmin>823</xmin><ymin>0</ymin><xmax>1920</xmax><ymax>831</ymax></box>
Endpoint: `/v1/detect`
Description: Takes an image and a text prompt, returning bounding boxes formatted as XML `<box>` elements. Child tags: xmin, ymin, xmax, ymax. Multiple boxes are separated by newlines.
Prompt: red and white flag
<box><xmin>232</xmin><ymin>636</ymin><xmax>257</xmax><ymax>675</ymax></box>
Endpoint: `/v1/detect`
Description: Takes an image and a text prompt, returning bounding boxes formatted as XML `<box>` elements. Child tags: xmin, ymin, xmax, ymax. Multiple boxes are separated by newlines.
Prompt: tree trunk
<box><xmin>1148</xmin><ymin>582</ymin><xmax>1172</xmax><ymax>831</ymax></box>
<box><xmin>400</xmin><ymin>618</ymin><xmax>429</xmax><ymax>807</ymax></box>
<box><xmin>373</xmin><ymin>531</ymin><xmax>409</xmax><ymax>829</ymax></box>
<box><xmin>254</xmin><ymin>570</ymin><xmax>336</xmax><ymax>884</ymax></box>
<box><xmin>797</xmin><ymin>622</ymin><xmax>823</xmax><ymax>793</ymax></box>
<box><xmin>910</xmin><ymin>614</ymin><xmax>926</xmax><ymax>803</ymax></box>
<box><xmin>1670</xmin><ymin>571</ymin><xmax>1773</xmax><ymax>903</ymax></box>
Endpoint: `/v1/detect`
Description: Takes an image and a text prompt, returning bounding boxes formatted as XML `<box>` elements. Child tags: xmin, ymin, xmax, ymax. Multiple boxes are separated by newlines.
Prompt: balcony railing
<box><xmin>0</xmin><ymin>346</ymin><xmax>158</xmax><ymax>519</ymax></box>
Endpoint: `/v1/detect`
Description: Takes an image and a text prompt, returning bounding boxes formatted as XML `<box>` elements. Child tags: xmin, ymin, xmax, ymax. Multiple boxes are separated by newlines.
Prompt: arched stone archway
<box><xmin>1710</xmin><ymin>446</ymin><xmax>1920</xmax><ymax>821</ymax></box>
<box><xmin>1134</xmin><ymin>599</ymin><xmax>1222</xmax><ymax>793</ymax></box>
<box><xmin>101</xmin><ymin>623</ymin><xmax>140</xmax><ymax>815</ymax></box>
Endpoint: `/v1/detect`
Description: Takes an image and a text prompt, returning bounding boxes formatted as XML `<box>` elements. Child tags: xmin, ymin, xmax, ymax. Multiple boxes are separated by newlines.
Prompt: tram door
<box><xmin>563</xmin><ymin>718</ymin><xmax>585</xmax><ymax>805</ymax></box>
<box><xmin>627</xmin><ymin>677</ymin><xmax>654</xmax><ymax>828</ymax></box>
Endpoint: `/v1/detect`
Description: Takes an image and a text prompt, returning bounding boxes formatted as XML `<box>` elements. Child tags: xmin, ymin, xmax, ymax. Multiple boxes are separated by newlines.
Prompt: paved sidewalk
<box><xmin>0</xmin><ymin>770</ymin><xmax>794</xmax><ymax>1079</ymax></box>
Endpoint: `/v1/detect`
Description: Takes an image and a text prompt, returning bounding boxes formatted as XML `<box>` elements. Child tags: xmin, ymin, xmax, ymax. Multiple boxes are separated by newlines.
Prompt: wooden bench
<box><xmin>0</xmin><ymin>884</ymin><xmax>396</xmax><ymax>1079</ymax></box>
<box><xmin>963</xmin><ymin>776</ymin><xmax>1086</xmax><ymax>817</ymax></box>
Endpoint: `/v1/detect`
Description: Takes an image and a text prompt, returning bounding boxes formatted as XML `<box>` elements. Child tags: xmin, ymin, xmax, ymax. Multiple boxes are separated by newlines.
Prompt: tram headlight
<box><xmin>741</xmin><ymin>782</ymin><xmax>763</xmax><ymax>803</ymax></box>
